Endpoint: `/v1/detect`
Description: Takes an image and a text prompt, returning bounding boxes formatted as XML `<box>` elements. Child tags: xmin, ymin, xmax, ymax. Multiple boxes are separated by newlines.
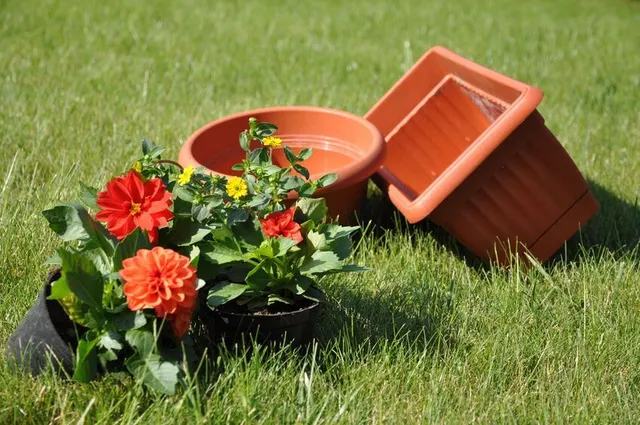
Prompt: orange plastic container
<box><xmin>179</xmin><ymin>106</ymin><xmax>385</xmax><ymax>224</ymax></box>
<box><xmin>366</xmin><ymin>46</ymin><xmax>598</xmax><ymax>264</ymax></box>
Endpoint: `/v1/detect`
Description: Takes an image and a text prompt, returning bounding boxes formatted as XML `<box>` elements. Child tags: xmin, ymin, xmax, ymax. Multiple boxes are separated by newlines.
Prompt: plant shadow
<box><xmin>314</xmin><ymin>262</ymin><xmax>458</xmax><ymax>359</ymax></box>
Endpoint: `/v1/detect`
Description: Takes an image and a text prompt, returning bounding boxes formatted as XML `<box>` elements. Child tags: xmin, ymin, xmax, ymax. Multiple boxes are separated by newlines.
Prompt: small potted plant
<box><xmin>189</xmin><ymin>118</ymin><xmax>367</xmax><ymax>347</ymax></box>
<box><xmin>7</xmin><ymin>140</ymin><xmax>216</xmax><ymax>394</ymax></box>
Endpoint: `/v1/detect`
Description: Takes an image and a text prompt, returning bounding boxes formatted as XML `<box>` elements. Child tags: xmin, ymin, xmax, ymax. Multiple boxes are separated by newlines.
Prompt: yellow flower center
<box><xmin>263</xmin><ymin>136</ymin><xmax>282</xmax><ymax>148</ymax></box>
<box><xmin>130</xmin><ymin>202</ymin><xmax>142</xmax><ymax>216</ymax></box>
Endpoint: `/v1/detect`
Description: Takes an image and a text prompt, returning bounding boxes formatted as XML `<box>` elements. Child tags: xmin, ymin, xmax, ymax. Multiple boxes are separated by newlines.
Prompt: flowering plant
<box><xmin>40</xmin><ymin>118</ymin><xmax>364</xmax><ymax>393</ymax></box>
<box><xmin>198</xmin><ymin>118</ymin><xmax>367</xmax><ymax>313</ymax></box>
<box><xmin>42</xmin><ymin>153</ymin><xmax>206</xmax><ymax>394</ymax></box>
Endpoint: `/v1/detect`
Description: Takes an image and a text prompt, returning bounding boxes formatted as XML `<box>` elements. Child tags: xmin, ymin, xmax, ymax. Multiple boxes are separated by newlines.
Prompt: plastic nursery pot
<box><xmin>365</xmin><ymin>46</ymin><xmax>599</xmax><ymax>265</ymax></box>
<box><xmin>179</xmin><ymin>106</ymin><xmax>385</xmax><ymax>224</ymax></box>
<box><xmin>6</xmin><ymin>270</ymin><xmax>77</xmax><ymax>375</ymax></box>
<box><xmin>203</xmin><ymin>302</ymin><xmax>321</xmax><ymax>349</ymax></box>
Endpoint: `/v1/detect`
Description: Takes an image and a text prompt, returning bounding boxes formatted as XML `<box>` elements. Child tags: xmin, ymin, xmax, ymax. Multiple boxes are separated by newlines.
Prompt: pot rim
<box><xmin>179</xmin><ymin>106</ymin><xmax>386</xmax><ymax>193</ymax></box>
<box><xmin>215</xmin><ymin>300</ymin><xmax>320</xmax><ymax>318</ymax></box>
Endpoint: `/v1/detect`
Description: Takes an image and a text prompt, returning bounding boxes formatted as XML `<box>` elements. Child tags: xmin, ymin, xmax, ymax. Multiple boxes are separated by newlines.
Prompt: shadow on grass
<box><xmin>315</xmin><ymin>282</ymin><xmax>457</xmax><ymax>356</ymax></box>
<box><xmin>548</xmin><ymin>179</ymin><xmax>640</xmax><ymax>264</ymax></box>
<box><xmin>354</xmin><ymin>187</ymin><xmax>487</xmax><ymax>270</ymax></box>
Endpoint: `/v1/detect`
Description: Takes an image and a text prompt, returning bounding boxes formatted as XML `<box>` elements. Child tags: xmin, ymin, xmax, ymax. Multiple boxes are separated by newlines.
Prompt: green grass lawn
<box><xmin>2</xmin><ymin>0</ymin><xmax>640</xmax><ymax>422</ymax></box>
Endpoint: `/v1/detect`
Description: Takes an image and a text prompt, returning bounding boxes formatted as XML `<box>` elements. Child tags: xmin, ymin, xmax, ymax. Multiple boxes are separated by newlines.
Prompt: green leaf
<box><xmin>249</xmin><ymin>148</ymin><xmax>270</xmax><ymax>167</ymax></box>
<box><xmin>99</xmin><ymin>331</ymin><xmax>123</xmax><ymax>361</ymax></box>
<box><xmin>43</xmin><ymin>203</ymin><xmax>93</xmax><ymax>241</ymax></box>
<box><xmin>246</xmin><ymin>297</ymin><xmax>268</xmax><ymax>311</ymax></box>
<box><xmin>317</xmin><ymin>173</ymin><xmax>338</xmax><ymax>188</ymax></box>
<box><xmin>293</xmin><ymin>274</ymin><xmax>315</xmax><ymax>295</ymax></box>
<box><xmin>125</xmin><ymin>328</ymin><xmax>155</xmax><ymax>356</ymax></box>
<box><xmin>293</xmin><ymin>164</ymin><xmax>310</xmax><ymax>180</ymax></box>
<box><xmin>168</xmin><ymin>219</ymin><xmax>212</xmax><ymax>246</ymax></box>
<box><xmin>254</xmin><ymin>122</ymin><xmax>278</xmax><ymax>138</ymax></box>
<box><xmin>231</xmin><ymin>162</ymin><xmax>245</xmax><ymax>171</ymax></box>
<box><xmin>43</xmin><ymin>252</ymin><xmax>62</xmax><ymax>267</ymax></box>
<box><xmin>297</xmin><ymin>198</ymin><xmax>328</xmax><ymax>224</ymax></box>
<box><xmin>79</xmin><ymin>183</ymin><xmax>99</xmax><ymax>210</ymax></box>
<box><xmin>114</xmin><ymin>310</ymin><xmax>147</xmax><ymax>331</ymax></box>
<box><xmin>207</xmin><ymin>282</ymin><xmax>247</xmax><ymax>308</ymax></box>
<box><xmin>58</xmin><ymin>248</ymin><xmax>104</xmax><ymax>309</ymax></box>
<box><xmin>298</xmin><ymin>148</ymin><xmax>313</xmax><ymax>161</ymax></box>
<box><xmin>306</xmin><ymin>231</ymin><xmax>328</xmax><ymax>251</ymax></box>
<box><xmin>268</xmin><ymin>294</ymin><xmax>294</xmax><ymax>305</ymax></box>
<box><xmin>48</xmin><ymin>274</ymin><xmax>71</xmax><ymax>300</ymax></box>
<box><xmin>341</xmin><ymin>264</ymin><xmax>370</xmax><ymax>272</ymax></box>
<box><xmin>274</xmin><ymin>237</ymin><xmax>297</xmax><ymax>257</ymax></box>
<box><xmin>42</xmin><ymin>203</ymin><xmax>116</xmax><ymax>255</ymax></box>
<box><xmin>282</xmin><ymin>176</ymin><xmax>304</xmax><ymax>191</ymax></box>
<box><xmin>231</xmin><ymin>217</ymin><xmax>264</xmax><ymax>247</ymax></box>
<box><xmin>323</xmin><ymin>224</ymin><xmax>360</xmax><ymax>240</ymax></box>
<box><xmin>263</xmin><ymin>165</ymin><xmax>283</xmax><ymax>176</ymax></box>
<box><xmin>246</xmin><ymin>195</ymin><xmax>270</xmax><ymax>209</ymax></box>
<box><xmin>239</xmin><ymin>130</ymin><xmax>252</xmax><ymax>153</ymax></box>
<box><xmin>195</xmin><ymin>278</ymin><xmax>207</xmax><ymax>290</ymax></box>
<box><xmin>73</xmin><ymin>337</ymin><xmax>99</xmax><ymax>383</ymax></box>
<box><xmin>298</xmin><ymin>182</ymin><xmax>315</xmax><ymax>197</ymax></box>
<box><xmin>283</xmin><ymin>146</ymin><xmax>298</xmax><ymax>165</ymax></box>
<box><xmin>142</xmin><ymin>138</ymin><xmax>158</xmax><ymax>156</ymax></box>
<box><xmin>126</xmin><ymin>353</ymin><xmax>180</xmax><ymax>395</ymax></box>
<box><xmin>227</xmin><ymin>208</ymin><xmax>249</xmax><ymax>225</ymax></box>
<box><xmin>329</xmin><ymin>236</ymin><xmax>352</xmax><ymax>260</ymax></box>
<box><xmin>113</xmin><ymin>228</ymin><xmax>152</xmax><ymax>270</ymax></box>
<box><xmin>173</xmin><ymin>185</ymin><xmax>196</xmax><ymax>203</ymax></box>
<box><xmin>299</xmin><ymin>251</ymin><xmax>342</xmax><ymax>275</ymax></box>
<box><xmin>245</xmin><ymin>261</ymin><xmax>272</xmax><ymax>290</ymax></box>
<box><xmin>302</xmin><ymin>286</ymin><xmax>328</xmax><ymax>303</ymax></box>
<box><xmin>201</xmin><ymin>242</ymin><xmax>245</xmax><ymax>265</ymax></box>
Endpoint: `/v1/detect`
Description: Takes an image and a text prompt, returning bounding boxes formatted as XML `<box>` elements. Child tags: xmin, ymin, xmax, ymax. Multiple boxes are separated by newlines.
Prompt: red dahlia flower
<box><xmin>120</xmin><ymin>247</ymin><xmax>197</xmax><ymax>339</ymax></box>
<box><xmin>95</xmin><ymin>170</ymin><xmax>173</xmax><ymax>243</ymax></box>
<box><xmin>259</xmin><ymin>206</ymin><xmax>303</xmax><ymax>244</ymax></box>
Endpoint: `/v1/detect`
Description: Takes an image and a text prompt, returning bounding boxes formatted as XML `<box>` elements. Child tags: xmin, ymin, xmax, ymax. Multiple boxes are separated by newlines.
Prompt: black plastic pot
<box><xmin>6</xmin><ymin>270</ymin><xmax>77</xmax><ymax>375</ymax></box>
<box><xmin>205</xmin><ymin>302</ymin><xmax>321</xmax><ymax>349</ymax></box>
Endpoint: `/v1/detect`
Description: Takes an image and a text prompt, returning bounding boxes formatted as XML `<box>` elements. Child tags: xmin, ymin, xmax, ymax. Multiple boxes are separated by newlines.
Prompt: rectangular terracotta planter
<box><xmin>365</xmin><ymin>46</ymin><xmax>599</xmax><ymax>265</ymax></box>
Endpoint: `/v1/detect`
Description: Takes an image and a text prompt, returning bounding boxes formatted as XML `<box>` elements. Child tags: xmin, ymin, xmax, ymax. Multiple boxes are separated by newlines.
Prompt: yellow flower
<box><xmin>263</xmin><ymin>136</ymin><xmax>282</xmax><ymax>148</ymax></box>
<box><xmin>132</xmin><ymin>161</ymin><xmax>143</xmax><ymax>173</ymax></box>
<box><xmin>178</xmin><ymin>165</ymin><xmax>195</xmax><ymax>186</ymax></box>
<box><xmin>226</xmin><ymin>176</ymin><xmax>248</xmax><ymax>200</ymax></box>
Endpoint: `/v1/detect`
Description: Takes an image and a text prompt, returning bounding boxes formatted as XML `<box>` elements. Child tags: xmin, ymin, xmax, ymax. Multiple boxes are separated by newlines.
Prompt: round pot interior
<box><xmin>180</xmin><ymin>106</ymin><xmax>385</xmax><ymax>195</ymax></box>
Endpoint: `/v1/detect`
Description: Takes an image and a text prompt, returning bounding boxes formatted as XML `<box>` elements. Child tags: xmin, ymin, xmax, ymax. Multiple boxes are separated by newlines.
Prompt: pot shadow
<box><xmin>547</xmin><ymin>179</ymin><xmax>640</xmax><ymax>264</ymax></box>
<box><xmin>353</xmin><ymin>184</ymin><xmax>487</xmax><ymax>270</ymax></box>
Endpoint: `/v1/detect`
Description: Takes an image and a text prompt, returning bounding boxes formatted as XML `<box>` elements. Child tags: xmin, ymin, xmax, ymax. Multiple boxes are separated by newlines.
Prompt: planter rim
<box><xmin>215</xmin><ymin>300</ymin><xmax>320</xmax><ymax>319</ymax></box>
<box><xmin>179</xmin><ymin>106</ymin><xmax>386</xmax><ymax>195</ymax></box>
<box><xmin>366</xmin><ymin>45</ymin><xmax>545</xmax><ymax>223</ymax></box>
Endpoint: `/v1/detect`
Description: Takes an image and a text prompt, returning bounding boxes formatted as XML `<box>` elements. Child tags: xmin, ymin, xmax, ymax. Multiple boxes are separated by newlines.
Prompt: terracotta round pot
<box><xmin>204</xmin><ymin>302</ymin><xmax>321</xmax><ymax>348</ymax></box>
<box><xmin>179</xmin><ymin>106</ymin><xmax>385</xmax><ymax>224</ymax></box>
<box><xmin>6</xmin><ymin>270</ymin><xmax>77</xmax><ymax>375</ymax></box>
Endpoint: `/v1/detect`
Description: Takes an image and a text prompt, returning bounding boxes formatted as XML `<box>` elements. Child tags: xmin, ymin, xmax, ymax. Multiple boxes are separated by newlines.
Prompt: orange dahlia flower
<box><xmin>120</xmin><ymin>247</ymin><xmax>197</xmax><ymax>338</ymax></box>
<box><xmin>96</xmin><ymin>170</ymin><xmax>173</xmax><ymax>244</ymax></box>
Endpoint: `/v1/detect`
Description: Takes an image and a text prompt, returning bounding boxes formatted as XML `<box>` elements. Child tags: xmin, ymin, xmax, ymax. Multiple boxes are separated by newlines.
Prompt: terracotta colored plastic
<box><xmin>179</xmin><ymin>106</ymin><xmax>385</xmax><ymax>223</ymax></box>
<box><xmin>366</xmin><ymin>46</ymin><xmax>599</xmax><ymax>264</ymax></box>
